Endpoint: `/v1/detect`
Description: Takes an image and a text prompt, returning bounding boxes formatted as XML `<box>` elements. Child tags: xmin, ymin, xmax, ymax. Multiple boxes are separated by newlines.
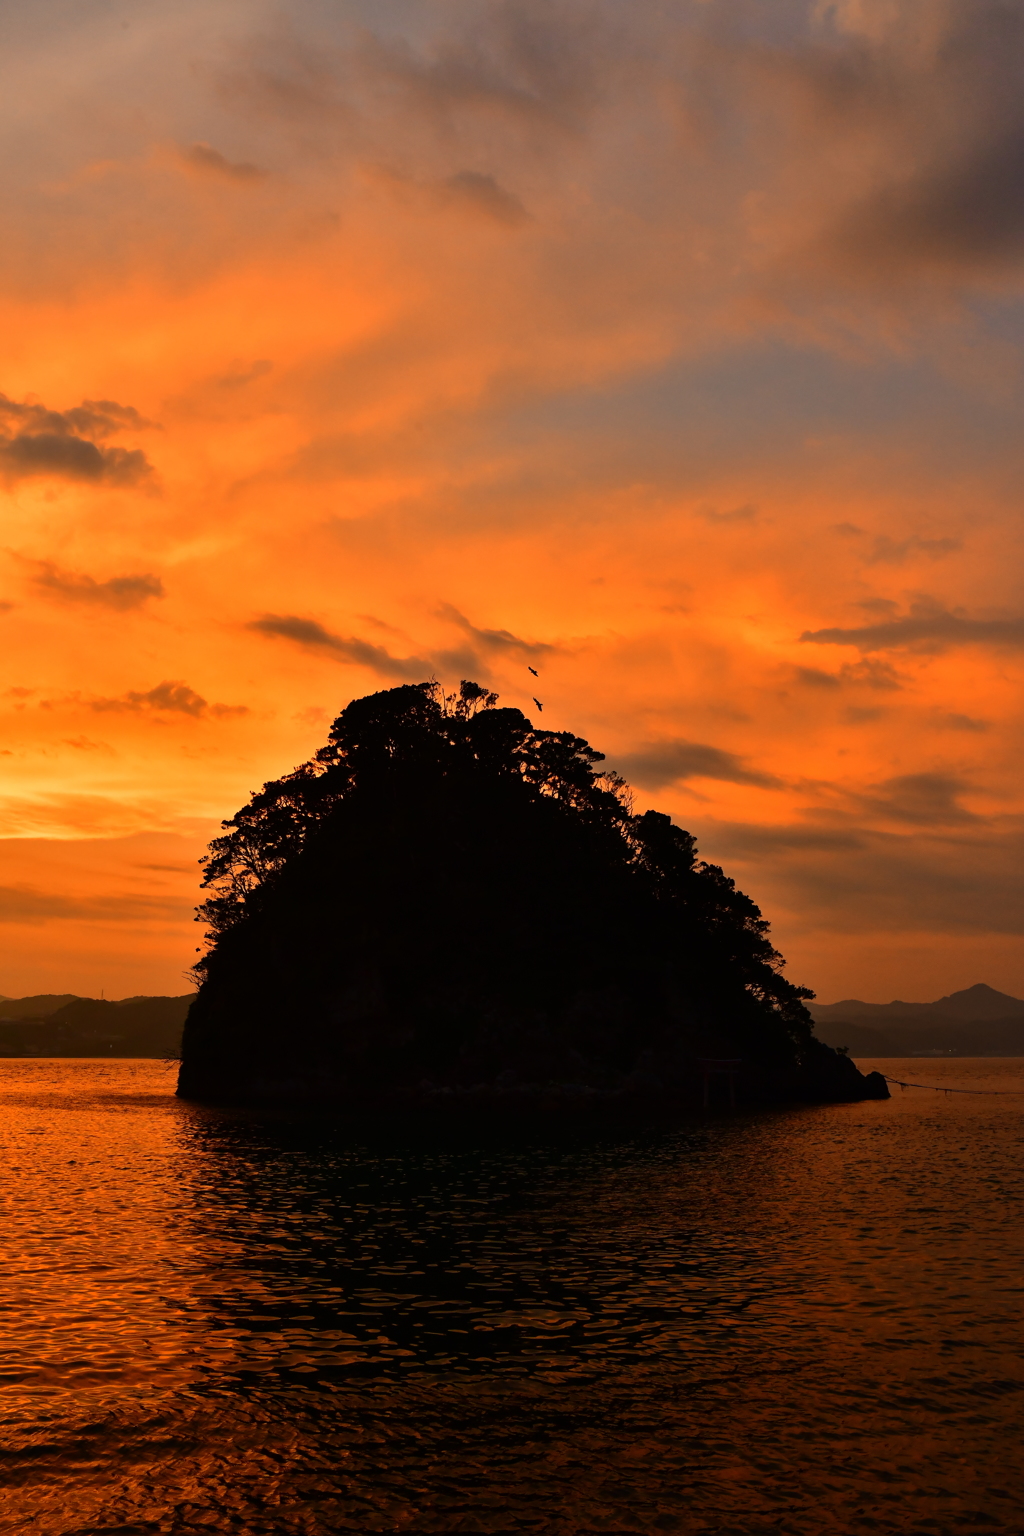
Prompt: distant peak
<box><xmin>930</xmin><ymin>983</ymin><xmax>1024</xmax><ymax>1018</ymax></box>
<box><xmin>810</xmin><ymin>982</ymin><xmax>1024</xmax><ymax>1022</ymax></box>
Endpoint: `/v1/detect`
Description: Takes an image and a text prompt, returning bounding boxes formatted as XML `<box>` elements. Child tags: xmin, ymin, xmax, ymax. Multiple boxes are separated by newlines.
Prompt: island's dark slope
<box><xmin>178</xmin><ymin>683</ymin><xmax>886</xmax><ymax>1108</ymax></box>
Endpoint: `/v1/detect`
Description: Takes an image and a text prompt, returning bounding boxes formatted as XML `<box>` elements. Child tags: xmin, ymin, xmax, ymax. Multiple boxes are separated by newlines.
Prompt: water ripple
<box><xmin>1</xmin><ymin>1058</ymin><xmax>1023</xmax><ymax>1532</ymax></box>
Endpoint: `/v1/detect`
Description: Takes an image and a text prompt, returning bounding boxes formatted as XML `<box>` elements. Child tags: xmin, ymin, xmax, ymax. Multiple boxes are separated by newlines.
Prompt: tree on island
<box><xmin>178</xmin><ymin>681</ymin><xmax>886</xmax><ymax>1105</ymax></box>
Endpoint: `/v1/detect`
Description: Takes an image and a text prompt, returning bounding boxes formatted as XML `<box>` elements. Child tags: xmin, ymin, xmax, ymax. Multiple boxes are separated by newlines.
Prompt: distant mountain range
<box><xmin>810</xmin><ymin>984</ymin><xmax>1024</xmax><ymax>1057</ymax></box>
<box><xmin>2</xmin><ymin>981</ymin><xmax>1021</xmax><ymax>1060</ymax></box>
<box><xmin>0</xmin><ymin>994</ymin><xmax>194</xmax><ymax>1057</ymax></box>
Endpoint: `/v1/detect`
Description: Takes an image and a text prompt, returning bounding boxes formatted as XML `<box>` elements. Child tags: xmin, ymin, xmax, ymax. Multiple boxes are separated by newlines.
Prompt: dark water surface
<box><xmin>2</xmin><ymin>1059</ymin><xmax>1024</xmax><ymax>1534</ymax></box>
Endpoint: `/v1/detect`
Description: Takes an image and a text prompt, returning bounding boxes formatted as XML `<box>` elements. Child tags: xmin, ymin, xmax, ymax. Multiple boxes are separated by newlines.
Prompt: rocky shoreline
<box><xmin>176</xmin><ymin>1034</ymin><xmax>889</xmax><ymax>1108</ymax></box>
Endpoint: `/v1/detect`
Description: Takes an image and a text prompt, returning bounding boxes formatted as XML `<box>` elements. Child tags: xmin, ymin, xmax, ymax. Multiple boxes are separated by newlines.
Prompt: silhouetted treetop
<box><xmin>178</xmin><ymin>680</ymin><xmax>893</xmax><ymax>1106</ymax></box>
<box><xmin>190</xmin><ymin>682</ymin><xmax>812</xmax><ymax>1075</ymax></box>
<box><xmin>197</xmin><ymin>681</ymin><xmax>631</xmax><ymax>944</ymax></box>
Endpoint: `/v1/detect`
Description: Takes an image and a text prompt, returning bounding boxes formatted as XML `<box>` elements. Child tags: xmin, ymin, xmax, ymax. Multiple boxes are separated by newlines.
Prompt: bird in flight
<box><xmin>533</xmin><ymin>697</ymin><xmax>544</xmax><ymax>712</ymax></box>
<box><xmin>528</xmin><ymin>665</ymin><xmax>539</xmax><ymax>677</ymax></box>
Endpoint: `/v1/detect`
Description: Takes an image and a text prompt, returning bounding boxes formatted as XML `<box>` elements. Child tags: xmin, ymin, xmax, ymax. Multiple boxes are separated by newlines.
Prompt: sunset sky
<box><xmin>2</xmin><ymin>0</ymin><xmax>1022</xmax><ymax>1004</ymax></box>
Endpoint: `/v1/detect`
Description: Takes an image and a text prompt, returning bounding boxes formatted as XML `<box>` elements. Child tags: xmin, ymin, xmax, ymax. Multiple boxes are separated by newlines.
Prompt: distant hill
<box><xmin>812</xmin><ymin>984</ymin><xmax>1024</xmax><ymax>1023</ymax></box>
<box><xmin>0</xmin><ymin>994</ymin><xmax>81</xmax><ymax>1019</ymax></box>
<box><xmin>0</xmin><ymin>994</ymin><xmax>194</xmax><ymax>1057</ymax></box>
<box><xmin>811</xmin><ymin>984</ymin><xmax>1024</xmax><ymax>1056</ymax></box>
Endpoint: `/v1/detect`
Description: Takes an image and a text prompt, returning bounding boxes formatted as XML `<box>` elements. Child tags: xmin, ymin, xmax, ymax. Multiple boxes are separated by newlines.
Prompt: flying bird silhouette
<box><xmin>528</xmin><ymin>666</ymin><xmax>538</xmax><ymax>677</ymax></box>
<box><xmin>533</xmin><ymin>697</ymin><xmax>543</xmax><ymax>712</ymax></box>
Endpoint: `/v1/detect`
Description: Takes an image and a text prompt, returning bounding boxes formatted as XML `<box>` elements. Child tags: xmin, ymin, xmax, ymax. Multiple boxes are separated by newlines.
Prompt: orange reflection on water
<box><xmin>2</xmin><ymin>1058</ymin><xmax>1024</xmax><ymax>1533</ymax></box>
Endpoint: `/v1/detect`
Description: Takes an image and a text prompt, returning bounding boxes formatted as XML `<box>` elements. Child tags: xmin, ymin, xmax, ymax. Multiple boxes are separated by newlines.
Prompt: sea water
<box><xmin>1</xmin><ymin>1057</ymin><xmax>1023</xmax><ymax>1533</ymax></box>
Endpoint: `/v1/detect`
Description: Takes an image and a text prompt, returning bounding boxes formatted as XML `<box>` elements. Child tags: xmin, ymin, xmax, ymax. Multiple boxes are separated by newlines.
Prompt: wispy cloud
<box><xmin>179</xmin><ymin>142</ymin><xmax>265</xmax><ymax>182</ymax></box>
<box><xmin>864</xmin><ymin>535</ymin><xmax>962</xmax><ymax>566</ymax></box>
<box><xmin>935</xmin><ymin>712</ymin><xmax>989</xmax><ymax>733</ymax></box>
<box><xmin>0</xmin><ymin>884</ymin><xmax>188</xmax><ymax>924</ymax></box>
<box><xmin>614</xmin><ymin>740</ymin><xmax>783</xmax><ymax>792</ymax></box>
<box><xmin>441</xmin><ymin>170</ymin><xmax>528</xmax><ymax>226</ymax></box>
<box><xmin>436</xmin><ymin>604</ymin><xmax>553</xmax><ymax>661</ymax></box>
<box><xmin>800</xmin><ymin>600</ymin><xmax>1024</xmax><ymax>652</ymax></box>
<box><xmin>703</xmin><ymin>816</ymin><xmax>1024</xmax><ymax>939</ymax></box>
<box><xmin>0</xmin><ymin>794</ymin><xmax>191</xmax><ymax>838</ymax></box>
<box><xmin>27</xmin><ymin>559</ymin><xmax>164</xmax><ymax>610</ymax></box>
<box><xmin>250</xmin><ymin>614</ymin><xmax>431</xmax><ymax>680</ymax></box>
<box><xmin>793</xmin><ymin>659</ymin><xmax>903</xmax><ymax>690</ymax></box>
<box><xmin>853</xmin><ymin>773</ymin><xmax>982</xmax><ymax>827</ymax></box>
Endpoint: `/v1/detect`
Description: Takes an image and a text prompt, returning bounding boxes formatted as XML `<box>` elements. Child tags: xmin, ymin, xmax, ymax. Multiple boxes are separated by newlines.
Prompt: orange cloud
<box><xmin>0</xmin><ymin>0</ymin><xmax>1021</xmax><ymax>1002</ymax></box>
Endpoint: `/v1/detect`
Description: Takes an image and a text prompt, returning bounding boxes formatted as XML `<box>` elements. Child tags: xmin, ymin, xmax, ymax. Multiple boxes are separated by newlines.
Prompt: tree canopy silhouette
<box><xmin>178</xmin><ymin>681</ymin><xmax>883</xmax><ymax>1105</ymax></box>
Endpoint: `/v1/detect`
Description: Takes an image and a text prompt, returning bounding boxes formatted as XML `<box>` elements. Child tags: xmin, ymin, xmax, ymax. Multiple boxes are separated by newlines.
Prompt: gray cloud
<box><xmin>0</xmin><ymin>396</ymin><xmax>152</xmax><ymax>439</ymax></box>
<box><xmin>936</xmin><ymin>712</ymin><xmax>989</xmax><ymax>733</ymax></box>
<box><xmin>354</xmin><ymin>8</ymin><xmax>606</xmax><ymax>132</ymax></box>
<box><xmin>703</xmin><ymin>823</ymin><xmax>867</xmax><ymax>856</ymax></box>
<box><xmin>793</xmin><ymin>658</ymin><xmax>903</xmax><ymax>690</ymax></box>
<box><xmin>794</xmin><ymin>666</ymin><xmax>842</xmax><ymax>690</ymax></box>
<box><xmin>216</xmin><ymin>358</ymin><xmax>273</xmax><ymax>388</ymax></box>
<box><xmin>614</xmin><ymin>739</ymin><xmax>783</xmax><ymax>792</ymax></box>
<box><xmin>864</xmin><ymin>535</ymin><xmax>962</xmax><ymax>566</ymax></box>
<box><xmin>854</xmin><ymin>773</ymin><xmax>981</xmax><ymax>828</ymax></box>
<box><xmin>250</xmin><ymin>614</ymin><xmax>431</xmax><ymax>680</ymax></box>
<box><xmin>0</xmin><ymin>435</ymin><xmax>150</xmax><ymax>484</ymax></box>
<box><xmin>702</xmin><ymin>817</ymin><xmax>1024</xmax><ymax>938</ymax></box>
<box><xmin>796</xmin><ymin>4</ymin><xmax>1024</xmax><ymax>279</ymax></box>
<box><xmin>0</xmin><ymin>393</ymin><xmax>154</xmax><ymax>485</ymax></box>
<box><xmin>800</xmin><ymin>600</ymin><xmax>1024</xmax><ymax>653</ymax></box>
<box><xmin>432</xmin><ymin>644</ymin><xmax>489</xmax><ymax>679</ymax></box>
<box><xmin>838</xmin><ymin>122</ymin><xmax>1024</xmax><ymax>274</ymax></box>
<box><xmin>841</xmin><ymin>658</ymin><xmax>904</xmax><ymax>690</ymax></box>
<box><xmin>442</xmin><ymin>171</ymin><xmax>528</xmax><ymax>225</ymax></box>
<box><xmin>436</xmin><ymin>604</ymin><xmax>553</xmax><ymax>660</ymax></box>
<box><xmin>28</xmin><ymin>560</ymin><xmax>164</xmax><ymax>610</ymax></box>
<box><xmin>91</xmin><ymin>681</ymin><xmax>248</xmax><ymax>718</ymax></box>
<box><xmin>180</xmin><ymin>142</ymin><xmax>265</xmax><ymax>181</ymax></box>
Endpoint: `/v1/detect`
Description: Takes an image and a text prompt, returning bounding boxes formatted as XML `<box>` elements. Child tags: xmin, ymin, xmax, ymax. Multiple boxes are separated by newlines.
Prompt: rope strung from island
<box><xmin>882</xmin><ymin>1073</ymin><xmax>1024</xmax><ymax>1096</ymax></box>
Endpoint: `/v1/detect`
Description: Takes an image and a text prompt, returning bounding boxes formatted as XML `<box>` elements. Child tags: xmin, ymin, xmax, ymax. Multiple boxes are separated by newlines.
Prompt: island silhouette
<box><xmin>177</xmin><ymin>681</ymin><xmax>887</xmax><ymax>1107</ymax></box>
